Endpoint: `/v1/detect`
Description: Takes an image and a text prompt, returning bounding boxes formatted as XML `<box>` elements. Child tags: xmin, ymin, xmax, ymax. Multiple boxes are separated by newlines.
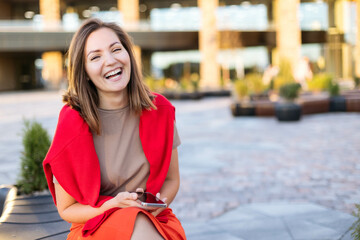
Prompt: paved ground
<box><xmin>0</xmin><ymin>90</ymin><xmax>359</xmax><ymax>239</ymax></box>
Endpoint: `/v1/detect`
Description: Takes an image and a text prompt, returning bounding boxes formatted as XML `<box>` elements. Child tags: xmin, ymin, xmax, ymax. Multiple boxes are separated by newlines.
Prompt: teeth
<box><xmin>105</xmin><ymin>68</ymin><xmax>122</xmax><ymax>78</ymax></box>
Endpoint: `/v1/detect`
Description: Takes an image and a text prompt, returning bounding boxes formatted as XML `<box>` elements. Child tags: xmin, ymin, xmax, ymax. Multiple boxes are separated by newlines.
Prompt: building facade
<box><xmin>0</xmin><ymin>0</ymin><xmax>358</xmax><ymax>91</ymax></box>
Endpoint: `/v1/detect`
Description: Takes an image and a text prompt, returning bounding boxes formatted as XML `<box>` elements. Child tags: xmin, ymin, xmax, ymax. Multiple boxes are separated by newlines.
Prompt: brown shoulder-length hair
<box><xmin>63</xmin><ymin>18</ymin><xmax>156</xmax><ymax>135</ymax></box>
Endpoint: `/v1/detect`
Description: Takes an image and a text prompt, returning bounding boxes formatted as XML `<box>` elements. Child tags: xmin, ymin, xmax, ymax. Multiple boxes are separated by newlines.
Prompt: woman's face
<box><xmin>84</xmin><ymin>27</ymin><xmax>131</xmax><ymax>100</ymax></box>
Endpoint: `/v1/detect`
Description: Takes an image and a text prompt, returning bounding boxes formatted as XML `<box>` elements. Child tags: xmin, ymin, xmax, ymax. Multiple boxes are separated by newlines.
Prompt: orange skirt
<box><xmin>66</xmin><ymin>207</ymin><xmax>186</xmax><ymax>240</ymax></box>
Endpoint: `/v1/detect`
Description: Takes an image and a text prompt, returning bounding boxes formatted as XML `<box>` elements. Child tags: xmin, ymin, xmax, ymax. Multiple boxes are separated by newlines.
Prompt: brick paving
<box><xmin>171</xmin><ymin>97</ymin><xmax>360</xmax><ymax>222</ymax></box>
<box><xmin>0</xmin><ymin>90</ymin><xmax>359</xmax><ymax>239</ymax></box>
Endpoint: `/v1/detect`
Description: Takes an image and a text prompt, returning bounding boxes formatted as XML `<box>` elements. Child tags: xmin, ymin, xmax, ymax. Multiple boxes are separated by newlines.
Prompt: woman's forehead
<box><xmin>85</xmin><ymin>28</ymin><xmax>122</xmax><ymax>52</ymax></box>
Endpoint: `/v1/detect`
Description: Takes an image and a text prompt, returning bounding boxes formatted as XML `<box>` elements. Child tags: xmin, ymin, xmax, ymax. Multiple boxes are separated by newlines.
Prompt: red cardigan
<box><xmin>43</xmin><ymin>93</ymin><xmax>175</xmax><ymax>208</ymax></box>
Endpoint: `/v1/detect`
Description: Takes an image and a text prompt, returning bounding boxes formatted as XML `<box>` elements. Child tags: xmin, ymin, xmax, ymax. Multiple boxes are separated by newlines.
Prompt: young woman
<box><xmin>43</xmin><ymin>18</ymin><xmax>186</xmax><ymax>240</ymax></box>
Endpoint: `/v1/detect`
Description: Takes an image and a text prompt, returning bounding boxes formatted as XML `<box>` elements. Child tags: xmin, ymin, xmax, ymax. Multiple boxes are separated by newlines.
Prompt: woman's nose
<box><xmin>104</xmin><ymin>52</ymin><xmax>117</xmax><ymax>65</ymax></box>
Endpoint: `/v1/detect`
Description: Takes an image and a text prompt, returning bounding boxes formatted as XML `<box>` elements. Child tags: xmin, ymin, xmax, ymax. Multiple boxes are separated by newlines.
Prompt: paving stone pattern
<box><xmin>0</xmin><ymin>90</ymin><xmax>359</xmax><ymax>239</ymax></box>
<box><xmin>171</xmin><ymin>97</ymin><xmax>360</xmax><ymax>222</ymax></box>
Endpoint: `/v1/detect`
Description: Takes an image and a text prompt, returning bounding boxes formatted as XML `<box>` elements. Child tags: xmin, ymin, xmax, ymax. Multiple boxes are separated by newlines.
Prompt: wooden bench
<box><xmin>0</xmin><ymin>186</ymin><xmax>70</xmax><ymax>240</ymax></box>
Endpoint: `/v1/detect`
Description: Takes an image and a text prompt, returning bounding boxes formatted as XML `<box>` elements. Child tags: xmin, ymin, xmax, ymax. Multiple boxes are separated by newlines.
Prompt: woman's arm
<box><xmin>152</xmin><ymin>148</ymin><xmax>180</xmax><ymax>216</ymax></box>
<box><xmin>54</xmin><ymin>183</ymin><xmax>141</xmax><ymax>223</ymax></box>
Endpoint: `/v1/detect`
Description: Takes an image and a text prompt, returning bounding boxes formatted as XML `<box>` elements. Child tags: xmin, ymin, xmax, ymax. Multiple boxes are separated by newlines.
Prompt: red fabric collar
<box><xmin>43</xmin><ymin>93</ymin><xmax>175</xmax><ymax>207</ymax></box>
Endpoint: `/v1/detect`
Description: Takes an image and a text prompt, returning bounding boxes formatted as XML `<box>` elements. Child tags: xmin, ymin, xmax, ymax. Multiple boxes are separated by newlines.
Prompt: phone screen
<box><xmin>137</xmin><ymin>192</ymin><xmax>167</xmax><ymax>208</ymax></box>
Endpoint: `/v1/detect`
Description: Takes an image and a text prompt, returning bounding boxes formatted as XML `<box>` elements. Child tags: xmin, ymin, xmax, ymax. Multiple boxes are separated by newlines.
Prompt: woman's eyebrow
<box><xmin>110</xmin><ymin>41</ymin><xmax>121</xmax><ymax>47</ymax></box>
<box><xmin>87</xmin><ymin>42</ymin><xmax>121</xmax><ymax>57</ymax></box>
<box><xmin>87</xmin><ymin>49</ymin><xmax>100</xmax><ymax>58</ymax></box>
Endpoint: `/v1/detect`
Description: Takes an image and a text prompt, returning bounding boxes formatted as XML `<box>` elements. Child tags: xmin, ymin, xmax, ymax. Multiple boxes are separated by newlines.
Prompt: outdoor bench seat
<box><xmin>0</xmin><ymin>186</ymin><xmax>70</xmax><ymax>240</ymax></box>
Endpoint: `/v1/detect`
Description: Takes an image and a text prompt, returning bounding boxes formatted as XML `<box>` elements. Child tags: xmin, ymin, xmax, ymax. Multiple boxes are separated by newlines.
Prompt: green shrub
<box><xmin>273</xmin><ymin>59</ymin><xmax>295</xmax><ymax>90</ymax></box>
<box><xmin>144</xmin><ymin>76</ymin><xmax>166</xmax><ymax>92</ymax></box>
<box><xmin>233</xmin><ymin>79</ymin><xmax>249</xmax><ymax>100</ymax></box>
<box><xmin>16</xmin><ymin>120</ymin><xmax>51</xmax><ymax>194</ymax></box>
<box><xmin>307</xmin><ymin>73</ymin><xmax>333</xmax><ymax>92</ymax></box>
<box><xmin>178</xmin><ymin>73</ymin><xmax>200</xmax><ymax>92</ymax></box>
<box><xmin>279</xmin><ymin>82</ymin><xmax>302</xmax><ymax>101</ymax></box>
<box><xmin>190</xmin><ymin>73</ymin><xmax>200</xmax><ymax>92</ymax></box>
<box><xmin>350</xmin><ymin>204</ymin><xmax>360</xmax><ymax>240</ymax></box>
<box><xmin>273</xmin><ymin>75</ymin><xmax>295</xmax><ymax>91</ymax></box>
<box><xmin>354</xmin><ymin>77</ymin><xmax>360</xmax><ymax>88</ymax></box>
<box><xmin>233</xmin><ymin>73</ymin><xmax>267</xmax><ymax>101</ymax></box>
<box><xmin>278</xmin><ymin>59</ymin><xmax>294</xmax><ymax>81</ymax></box>
<box><xmin>245</xmin><ymin>73</ymin><xmax>265</xmax><ymax>95</ymax></box>
<box><xmin>328</xmin><ymin>81</ymin><xmax>340</xmax><ymax>96</ymax></box>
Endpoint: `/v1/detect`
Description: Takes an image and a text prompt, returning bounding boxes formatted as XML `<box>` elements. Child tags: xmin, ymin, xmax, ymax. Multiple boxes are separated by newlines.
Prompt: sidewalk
<box><xmin>183</xmin><ymin>202</ymin><xmax>355</xmax><ymax>240</ymax></box>
<box><xmin>0</xmin><ymin>90</ymin><xmax>359</xmax><ymax>239</ymax></box>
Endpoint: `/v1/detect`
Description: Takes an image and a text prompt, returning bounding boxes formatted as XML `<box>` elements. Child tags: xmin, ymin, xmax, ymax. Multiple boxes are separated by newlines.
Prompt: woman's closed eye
<box><xmin>90</xmin><ymin>55</ymin><xmax>100</xmax><ymax>61</ymax></box>
<box><xmin>112</xmin><ymin>48</ymin><xmax>121</xmax><ymax>53</ymax></box>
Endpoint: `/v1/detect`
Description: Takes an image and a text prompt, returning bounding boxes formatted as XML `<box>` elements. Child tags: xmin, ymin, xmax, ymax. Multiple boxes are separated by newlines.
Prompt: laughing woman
<box><xmin>43</xmin><ymin>18</ymin><xmax>186</xmax><ymax>240</ymax></box>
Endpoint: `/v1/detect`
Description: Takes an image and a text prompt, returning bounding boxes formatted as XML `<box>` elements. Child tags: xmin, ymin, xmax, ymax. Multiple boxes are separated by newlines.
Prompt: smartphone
<box><xmin>136</xmin><ymin>192</ymin><xmax>167</xmax><ymax>208</ymax></box>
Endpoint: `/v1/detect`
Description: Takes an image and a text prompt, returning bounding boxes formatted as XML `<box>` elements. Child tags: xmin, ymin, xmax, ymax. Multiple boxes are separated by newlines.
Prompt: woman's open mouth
<box><xmin>104</xmin><ymin>68</ymin><xmax>122</xmax><ymax>80</ymax></box>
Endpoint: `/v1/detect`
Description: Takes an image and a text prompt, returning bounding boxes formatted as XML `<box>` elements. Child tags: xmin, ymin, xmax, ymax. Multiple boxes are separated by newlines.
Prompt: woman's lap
<box><xmin>131</xmin><ymin>212</ymin><xmax>164</xmax><ymax>240</ymax></box>
<box><xmin>66</xmin><ymin>207</ymin><xmax>186</xmax><ymax>240</ymax></box>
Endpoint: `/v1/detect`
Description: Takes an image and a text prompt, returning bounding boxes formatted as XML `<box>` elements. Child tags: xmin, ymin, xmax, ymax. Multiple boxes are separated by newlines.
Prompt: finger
<box><xmin>162</xmin><ymin>197</ymin><xmax>168</xmax><ymax>203</ymax></box>
<box><xmin>122</xmin><ymin>199</ymin><xmax>142</xmax><ymax>208</ymax></box>
<box><xmin>117</xmin><ymin>192</ymin><xmax>137</xmax><ymax>200</ymax></box>
<box><xmin>136</xmin><ymin>188</ymin><xmax>144</xmax><ymax>193</ymax></box>
<box><xmin>115</xmin><ymin>192</ymin><xmax>128</xmax><ymax>200</ymax></box>
<box><xmin>130</xmin><ymin>192</ymin><xmax>138</xmax><ymax>200</ymax></box>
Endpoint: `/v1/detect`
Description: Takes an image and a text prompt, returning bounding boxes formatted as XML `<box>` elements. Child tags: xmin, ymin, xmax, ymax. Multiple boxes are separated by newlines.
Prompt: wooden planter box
<box><xmin>254</xmin><ymin>100</ymin><xmax>275</xmax><ymax>116</ymax></box>
<box><xmin>162</xmin><ymin>91</ymin><xmax>204</xmax><ymax>100</ymax></box>
<box><xmin>346</xmin><ymin>96</ymin><xmax>360</xmax><ymax>112</ymax></box>
<box><xmin>231</xmin><ymin>102</ymin><xmax>256</xmax><ymax>116</ymax></box>
<box><xmin>299</xmin><ymin>96</ymin><xmax>330</xmax><ymax>115</ymax></box>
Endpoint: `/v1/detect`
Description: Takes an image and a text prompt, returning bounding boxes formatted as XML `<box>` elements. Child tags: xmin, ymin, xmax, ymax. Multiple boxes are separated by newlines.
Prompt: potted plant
<box><xmin>275</xmin><ymin>82</ymin><xmax>302</xmax><ymax>121</ymax></box>
<box><xmin>354</xmin><ymin>77</ymin><xmax>360</xmax><ymax>89</ymax></box>
<box><xmin>231</xmin><ymin>75</ymin><xmax>256</xmax><ymax>116</ymax></box>
<box><xmin>247</xmin><ymin>73</ymin><xmax>267</xmax><ymax>101</ymax></box>
<box><xmin>16</xmin><ymin>120</ymin><xmax>51</xmax><ymax>195</ymax></box>
<box><xmin>328</xmin><ymin>80</ymin><xmax>346</xmax><ymax>112</ymax></box>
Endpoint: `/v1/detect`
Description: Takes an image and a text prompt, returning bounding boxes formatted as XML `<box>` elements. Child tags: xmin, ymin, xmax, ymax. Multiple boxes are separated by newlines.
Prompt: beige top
<box><xmin>54</xmin><ymin>105</ymin><xmax>180</xmax><ymax>197</ymax></box>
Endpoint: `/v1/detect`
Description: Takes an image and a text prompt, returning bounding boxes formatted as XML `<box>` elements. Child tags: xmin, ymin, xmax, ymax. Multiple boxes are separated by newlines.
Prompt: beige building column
<box><xmin>325</xmin><ymin>0</ymin><xmax>353</xmax><ymax>79</ymax></box>
<box><xmin>118</xmin><ymin>0</ymin><xmax>139</xmax><ymax>24</ymax></box>
<box><xmin>39</xmin><ymin>0</ymin><xmax>60</xmax><ymax>24</ymax></box>
<box><xmin>39</xmin><ymin>0</ymin><xmax>63</xmax><ymax>89</ymax></box>
<box><xmin>118</xmin><ymin>0</ymin><xmax>142</xmax><ymax>70</ymax></box>
<box><xmin>198</xmin><ymin>0</ymin><xmax>220</xmax><ymax>89</ymax></box>
<box><xmin>335</xmin><ymin>0</ymin><xmax>351</xmax><ymax>79</ymax></box>
<box><xmin>274</xmin><ymin>0</ymin><xmax>301</xmax><ymax>71</ymax></box>
<box><xmin>42</xmin><ymin>52</ymin><xmax>63</xmax><ymax>88</ymax></box>
<box><xmin>355</xmin><ymin>0</ymin><xmax>360</xmax><ymax>78</ymax></box>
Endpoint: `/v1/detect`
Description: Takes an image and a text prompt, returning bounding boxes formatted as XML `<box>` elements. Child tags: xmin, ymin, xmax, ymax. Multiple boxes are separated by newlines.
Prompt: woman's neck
<box><xmin>98</xmin><ymin>90</ymin><xmax>129</xmax><ymax>110</ymax></box>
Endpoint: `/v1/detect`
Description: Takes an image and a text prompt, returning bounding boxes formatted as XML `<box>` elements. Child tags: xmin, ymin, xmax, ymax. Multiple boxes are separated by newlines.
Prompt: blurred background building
<box><xmin>0</xmin><ymin>0</ymin><xmax>358</xmax><ymax>91</ymax></box>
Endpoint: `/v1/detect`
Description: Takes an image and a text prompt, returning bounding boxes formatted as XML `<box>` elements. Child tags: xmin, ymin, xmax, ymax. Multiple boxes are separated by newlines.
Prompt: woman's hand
<box><xmin>106</xmin><ymin>191</ymin><xmax>142</xmax><ymax>209</ymax></box>
<box><xmin>150</xmin><ymin>193</ymin><xmax>167</xmax><ymax>217</ymax></box>
<box><xmin>133</xmin><ymin>190</ymin><xmax>167</xmax><ymax>216</ymax></box>
<box><xmin>55</xmin><ymin>184</ymin><xmax>142</xmax><ymax>223</ymax></box>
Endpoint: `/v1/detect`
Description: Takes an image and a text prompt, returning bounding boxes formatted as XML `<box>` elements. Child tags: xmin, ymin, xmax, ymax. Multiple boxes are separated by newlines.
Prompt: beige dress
<box><xmin>54</xmin><ymin>106</ymin><xmax>180</xmax><ymax>197</ymax></box>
